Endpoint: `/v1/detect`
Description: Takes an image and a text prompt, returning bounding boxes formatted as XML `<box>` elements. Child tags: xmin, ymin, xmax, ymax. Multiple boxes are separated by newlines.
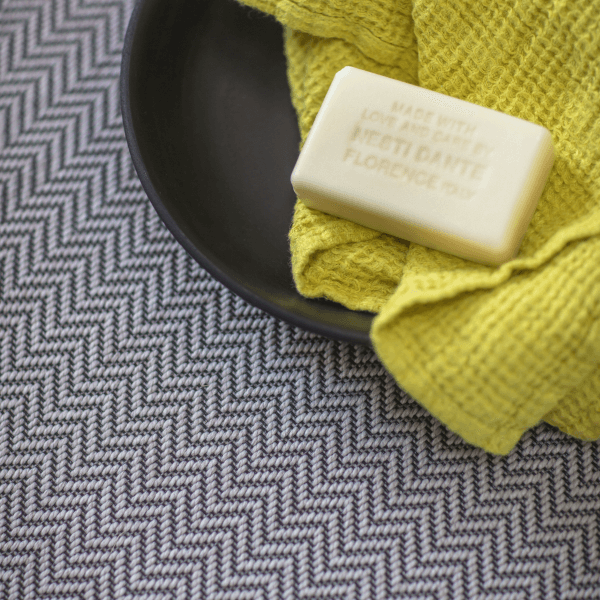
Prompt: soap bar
<box><xmin>291</xmin><ymin>66</ymin><xmax>555</xmax><ymax>265</ymax></box>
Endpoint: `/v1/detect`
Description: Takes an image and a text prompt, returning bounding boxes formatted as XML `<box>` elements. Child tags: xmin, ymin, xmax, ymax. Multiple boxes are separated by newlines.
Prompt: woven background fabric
<box><xmin>0</xmin><ymin>0</ymin><xmax>599</xmax><ymax>598</ymax></box>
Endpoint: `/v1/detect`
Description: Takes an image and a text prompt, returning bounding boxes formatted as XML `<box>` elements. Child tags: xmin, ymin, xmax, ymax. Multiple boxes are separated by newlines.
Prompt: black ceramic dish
<box><xmin>121</xmin><ymin>0</ymin><xmax>375</xmax><ymax>345</ymax></box>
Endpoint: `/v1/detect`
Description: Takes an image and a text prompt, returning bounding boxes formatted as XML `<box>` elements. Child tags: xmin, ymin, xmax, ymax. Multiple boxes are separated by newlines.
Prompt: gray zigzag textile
<box><xmin>0</xmin><ymin>0</ymin><xmax>599</xmax><ymax>598</ymax></box>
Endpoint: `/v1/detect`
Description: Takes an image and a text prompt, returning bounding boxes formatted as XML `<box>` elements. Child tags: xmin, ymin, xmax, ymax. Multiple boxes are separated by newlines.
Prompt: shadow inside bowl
<box><xmin>121</xmin><ymin>0</ymin><xmax>375</xmax><ymax>345</ymax></box>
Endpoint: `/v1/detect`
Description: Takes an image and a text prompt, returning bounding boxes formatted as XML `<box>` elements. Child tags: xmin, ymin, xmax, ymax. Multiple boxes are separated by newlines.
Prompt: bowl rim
<box><xmin>120</xmin><ymin>0</ymin><xmax>373</xmax><ymax>346</ymax></box>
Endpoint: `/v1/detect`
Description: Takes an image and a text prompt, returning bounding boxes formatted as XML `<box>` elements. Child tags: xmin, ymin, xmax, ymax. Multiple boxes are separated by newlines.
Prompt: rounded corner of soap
<box><xmin>290</xmin><ymin>166</ymin><xmax>300</xmax><ymax>189</ymax></box>
<box><xmin>337</xmin><ymin>65</ymin><xmax>355</xmax><ymax>76</ymax></box>
<box><xmin>486</xmin><ymin>242</ymin><xmax>518</xmax><ymax>266</ymax></box>
<box><xmin>537</xmin><ymin>125</ymin><xmax>555</xmax><ymax>158</ymax></box>
<box><xmin>332</xmin><ymin>66</ymin><xmax>357</xmax><ymax>84</ymax></box>
<box><xmin>290</xmin><ymin>175</ymin><xmax>309</xmax><ymax>200</ymax></box>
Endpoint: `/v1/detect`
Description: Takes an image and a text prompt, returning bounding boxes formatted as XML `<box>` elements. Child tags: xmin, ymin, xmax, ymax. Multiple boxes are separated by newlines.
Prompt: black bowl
<box><xmin>120</xmin><ymin>0</ymin><xmax>375</xmax><ymax>345</ymax></box>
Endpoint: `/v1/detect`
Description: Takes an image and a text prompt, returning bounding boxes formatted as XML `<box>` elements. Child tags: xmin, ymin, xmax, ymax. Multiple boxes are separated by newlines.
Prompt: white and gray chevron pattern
<box><xmin>0</xmin><ymin>0</ymin><xmax>599</xmax><ymax>598</ymax></box>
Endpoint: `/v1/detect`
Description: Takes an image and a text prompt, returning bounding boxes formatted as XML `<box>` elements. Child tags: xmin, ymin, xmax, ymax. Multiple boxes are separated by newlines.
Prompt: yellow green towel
<box><xmin>237</xmin><ymin>0</ymin><xmax>600</xmax><ymax>454</ymax></box>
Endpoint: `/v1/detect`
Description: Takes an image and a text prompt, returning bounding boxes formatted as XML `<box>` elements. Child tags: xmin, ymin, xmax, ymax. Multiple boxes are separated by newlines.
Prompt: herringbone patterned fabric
<box><xmin>0</xmin><ymin>0</ymin><xmax>599</xmax><ymax>598</ymax></box>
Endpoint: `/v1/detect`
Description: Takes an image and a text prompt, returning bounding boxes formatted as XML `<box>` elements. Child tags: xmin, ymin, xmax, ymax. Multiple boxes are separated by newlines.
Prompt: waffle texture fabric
<box><xmin>237</xmin><ymin>0</ymin><xmax>600</xmax><ymax>455</ymax></box>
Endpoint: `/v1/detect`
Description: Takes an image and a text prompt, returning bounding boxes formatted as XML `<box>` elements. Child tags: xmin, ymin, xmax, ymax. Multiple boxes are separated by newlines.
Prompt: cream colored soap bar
<box><xmin>291</xmin><ymin>67</ymin><xmax>555</xmax><ymax>265</ymax></box>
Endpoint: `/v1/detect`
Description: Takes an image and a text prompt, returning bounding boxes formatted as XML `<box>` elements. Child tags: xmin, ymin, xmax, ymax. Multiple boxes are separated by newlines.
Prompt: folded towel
<box><xmin>237</xmin><ymin>0</ymin><xmax>600</xmax><ymax>454</ymax></box>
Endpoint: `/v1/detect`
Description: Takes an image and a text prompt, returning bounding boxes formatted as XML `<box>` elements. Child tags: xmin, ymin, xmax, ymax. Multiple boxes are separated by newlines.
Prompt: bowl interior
<box><xmin>122</xmin><ymin>0</ymin><xmax>375</xmax><ymax>344</ymax></box>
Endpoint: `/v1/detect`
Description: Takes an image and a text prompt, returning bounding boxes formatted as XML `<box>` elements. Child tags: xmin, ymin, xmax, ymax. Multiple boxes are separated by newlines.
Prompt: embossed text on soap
<box><xmin>342</xmin><ymin>103</ymin><xmax>496</xmax><ymax>200</ymax></box>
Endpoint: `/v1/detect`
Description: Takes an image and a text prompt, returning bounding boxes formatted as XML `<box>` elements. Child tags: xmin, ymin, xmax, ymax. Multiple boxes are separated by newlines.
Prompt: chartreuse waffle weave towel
<box><xmin>237</xmin><ymin>0</ymin><xmax>600</xmax><ymax>454</ymax></box>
